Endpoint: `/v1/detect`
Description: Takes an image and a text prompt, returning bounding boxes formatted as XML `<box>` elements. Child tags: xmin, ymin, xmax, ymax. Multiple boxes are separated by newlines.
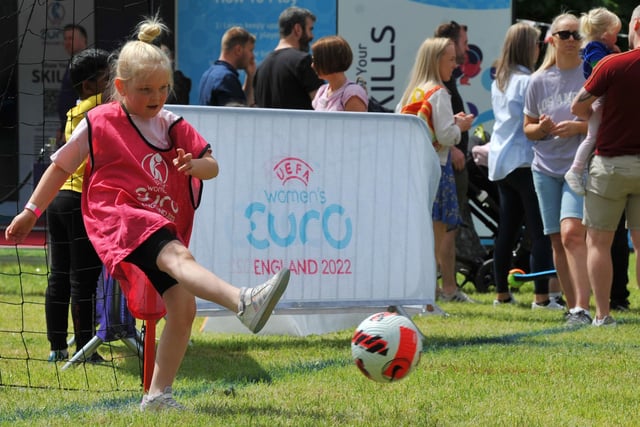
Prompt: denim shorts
<box><xmin>532</xmin><ymin>170</ymin><xmax>583</xmax><ymax>235</ymax></box>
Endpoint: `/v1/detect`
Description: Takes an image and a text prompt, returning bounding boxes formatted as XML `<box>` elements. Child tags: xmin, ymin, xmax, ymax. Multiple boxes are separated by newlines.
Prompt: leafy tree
<box><xmin>514</xmin><ymin>0</ymin><xmax>637</xmax><ymax>50</ymax></box>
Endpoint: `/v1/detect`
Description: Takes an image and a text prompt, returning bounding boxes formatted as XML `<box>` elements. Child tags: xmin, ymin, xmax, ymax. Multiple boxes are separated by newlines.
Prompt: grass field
<box><xmin>0</xmin><ymin>248</ymin><xmax>638</xmax><ymax>426</ymax></box>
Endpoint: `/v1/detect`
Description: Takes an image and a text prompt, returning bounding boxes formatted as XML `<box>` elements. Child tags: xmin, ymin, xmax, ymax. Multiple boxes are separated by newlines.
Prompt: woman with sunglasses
<box><xmin>523</xmin><ymin>13</ymin><xmax>590</xmax><ymax>326</ymax></box>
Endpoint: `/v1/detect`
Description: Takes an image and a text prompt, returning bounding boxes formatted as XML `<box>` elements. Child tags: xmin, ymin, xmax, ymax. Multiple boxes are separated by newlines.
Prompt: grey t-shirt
<box><xmin>524</xmin><ymin>64</ymin><xmax>586</xmax><ymax>177</ymax></box>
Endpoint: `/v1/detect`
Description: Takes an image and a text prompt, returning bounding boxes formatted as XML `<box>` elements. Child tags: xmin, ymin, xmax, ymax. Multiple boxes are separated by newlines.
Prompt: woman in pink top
<box><xmin>311</xmin><ymin>35</ymin><xmax>368</xmax><ymax>112</ymax></box>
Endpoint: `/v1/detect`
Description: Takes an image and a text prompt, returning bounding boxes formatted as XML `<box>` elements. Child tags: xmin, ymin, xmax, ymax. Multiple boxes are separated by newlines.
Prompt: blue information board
<box><xmin>176</xmin><ymin>0</ymin><xmax>336</xmax><ymax>105</ymax></box>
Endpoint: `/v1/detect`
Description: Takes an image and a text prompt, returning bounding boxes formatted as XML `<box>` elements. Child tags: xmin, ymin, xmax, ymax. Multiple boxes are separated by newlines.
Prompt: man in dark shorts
<box><xmin>571</xmin><ymin>5</ymin><xmax>640</xmax><ymax>326</ymax></box>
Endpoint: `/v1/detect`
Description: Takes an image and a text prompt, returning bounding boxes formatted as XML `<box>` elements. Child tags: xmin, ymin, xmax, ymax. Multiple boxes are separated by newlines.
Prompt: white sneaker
<box><xmin>592</xmin><ymin>315</ymin><xmax>617</xmax><ymax>327</ymax></box>
<box><xmin>550</xmin><ymin>295</ymin><xmax>567</xmax><ymax>308</ymax></box>
<box><xmin>565</xmin><ymin>308</ymin><xmax>592</xmax><ymax>326</ymax></box>
<box><xmin>531</xmin><ymin>299</ymin><xmax>565</xmax><ymax>310</ymax></box>
<box><xmin>493</xmin><ymin>294</ymin><xmax>518</xmax><ymax>307</ymax></box>
<box><xmin>439</xmin><ymin>289</ymin><xmax>475</xmax><ymax>303</ymax></box>
<box><xmin>140</xmin><ymin>387</ymin><xmax>185</xmax><ymax>411</ymax></box>
<box><xmin>564</xmin><ymin>170</ymin><xmax>585</xmax><ymax>195</ymax></box>
<box><xmin>237</xmin><ymin>269</ymin><xmax>290</xmax><ymax>333</ymax></box>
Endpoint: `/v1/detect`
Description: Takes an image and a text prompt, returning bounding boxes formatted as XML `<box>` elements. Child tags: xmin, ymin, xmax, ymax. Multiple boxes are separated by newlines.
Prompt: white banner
<box><xmin>338</xmin><ymin>0</ymin><xmax>512</xmax><ymax>124</ymax></box>
<box><xmin>166</xmin><ymin>106</ymin><xmax>440</xmax><ymax>313</ymax></box>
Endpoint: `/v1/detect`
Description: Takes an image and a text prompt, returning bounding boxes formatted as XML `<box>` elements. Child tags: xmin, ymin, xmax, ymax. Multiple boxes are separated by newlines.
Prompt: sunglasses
<box><xmin>553</xmin><ymin>30</ymin><xmax>582</xmax><ymax>41</ymax></box>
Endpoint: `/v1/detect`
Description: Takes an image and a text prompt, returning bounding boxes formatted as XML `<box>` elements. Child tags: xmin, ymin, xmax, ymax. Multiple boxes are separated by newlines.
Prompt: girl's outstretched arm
<box><xmin>173</xmin><ymin>148</ymin><xmax>219</xmax><ymax>180</ymax></box>
<box><xmin>5</xmin><ymin>163</ymin><xmax>71</xmax><ymax>243</ymax></box>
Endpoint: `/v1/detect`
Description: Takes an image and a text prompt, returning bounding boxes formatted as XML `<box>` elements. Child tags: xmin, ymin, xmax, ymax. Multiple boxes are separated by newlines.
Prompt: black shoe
<box><xmin>87</xmin><ymin>352</ymin><xmax>106</xmax><ymax>364</ymax></box>
<box><xmin>551</xmin><ymin>296</ymin><xmax>567</xmax><ymax>307</ymax></box>
<box><xmin>610</xmin><ymin>300</ymin><xmax>629</xmax><ymax>311</ymax></box>
<box><xmin>72</xmin><ymin>351</ymin><xmax>106</xmax><ymax>364</ymax></box>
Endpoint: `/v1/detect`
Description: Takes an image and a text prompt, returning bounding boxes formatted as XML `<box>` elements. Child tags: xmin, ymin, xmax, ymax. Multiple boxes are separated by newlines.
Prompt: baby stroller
<box><xmin>456</xmin><ymin>126</ymin><xmax>530</xmax><ymax>293</ymax></box>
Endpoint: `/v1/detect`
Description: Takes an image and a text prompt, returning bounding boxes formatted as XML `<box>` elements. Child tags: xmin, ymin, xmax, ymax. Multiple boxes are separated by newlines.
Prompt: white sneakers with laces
<box><xmin>592</xmin><ymin>315</ymin><xmax>617</xmax><ymax>327</ymax></box>
<box><xmin>439</xmin><ymin>289</ymin><xmax>475</xmax><ymax>303</ymax></box>
<box><xmin>531</xmin><ymin>299</ymin><xmax>565</xmax><ymax>310</ymax></box>
<box><xmin>140</xmin><ymin>387</ymin><xmax>185</xmax><ymax>411</ymax></box>
<box><xmin>138</xmin><ymin>270</ymin><xmax>290</xmax><ymax>412</ymax></box>
<box><xmin>237</xmin><ymin>269</ymin><xmax>291</xmax><ymax>333</ymax></box>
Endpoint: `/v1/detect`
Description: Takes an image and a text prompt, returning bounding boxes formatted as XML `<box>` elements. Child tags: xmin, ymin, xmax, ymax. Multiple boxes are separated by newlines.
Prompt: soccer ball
<box><xmin>351</xmin><ymin>311</ymin><xmax>422</xmax><ymax>383</ymax></box>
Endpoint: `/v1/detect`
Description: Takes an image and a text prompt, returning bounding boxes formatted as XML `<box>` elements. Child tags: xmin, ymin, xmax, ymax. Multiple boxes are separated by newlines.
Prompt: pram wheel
<box><xmin>473</xmin><ymin>258</ymin><xmax>495</xmax><ymax>293</ymax></box>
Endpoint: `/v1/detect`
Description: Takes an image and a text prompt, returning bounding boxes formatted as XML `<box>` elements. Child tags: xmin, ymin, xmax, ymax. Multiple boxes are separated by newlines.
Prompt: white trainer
<box><xmin>237</xmin><ymin>269</ymin><xmax>290</xmax><ymax>333</ymax></box>
<box><xmin>439</xmin><ymin>289</ymin><xmax>475</xmax><ymax>303</ymax></box>
<box><xmin>140</xmin><ymin>387</ymin><xmax>185</xmax><ymax>411</ymax></box>
<box><xmin>531</xmin><ymin>299</ymin><xmax>565</xmax><ymax>310</ymax></box>
<box><xmin>493</xmin><ymin>294</ymin><xmax>518</xmax><ymax>307</ymax></box>
<box><xmin>592</xmin><ymin>315</ymin><xmax>617</xmax><ymax>327</ymax></box>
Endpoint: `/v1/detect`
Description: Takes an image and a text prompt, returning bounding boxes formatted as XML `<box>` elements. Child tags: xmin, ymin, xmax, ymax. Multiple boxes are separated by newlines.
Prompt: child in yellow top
<box><xmin>45</xmin><ymin>48</ymin><xmax>110</xmax><ymax>362</ymax></box>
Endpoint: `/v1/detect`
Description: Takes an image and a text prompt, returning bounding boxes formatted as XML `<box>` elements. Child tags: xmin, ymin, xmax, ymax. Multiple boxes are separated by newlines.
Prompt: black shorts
<box><xmin>124</xmin><ymin>227</ymin><xmax>179</xmax><ymax>295</ymax></box>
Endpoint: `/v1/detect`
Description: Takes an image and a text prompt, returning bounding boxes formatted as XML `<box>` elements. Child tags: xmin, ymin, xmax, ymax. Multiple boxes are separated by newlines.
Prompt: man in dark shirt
<box><xmin>254</xmin><ymin>7</ymin><xmax>323</xmax><ymax>109</ymax></box>
<box><xmin>434</xmin><ymin>21</ymin><xmax>487</xmax><ymax>271</ymax></box>
<box><xmin>434</xmin><ymin>21</ymin><xmax>470</xmax><ymax>212</ymax></box>
<box><xmin>57</xmin><ymin>24</ymin><xmax>87</xmax><ymax>143</ymax></box>
<box><xmin>199</xmin><ymin>27</ymin><xmax>256</xmax><ymax>107</ymax></box>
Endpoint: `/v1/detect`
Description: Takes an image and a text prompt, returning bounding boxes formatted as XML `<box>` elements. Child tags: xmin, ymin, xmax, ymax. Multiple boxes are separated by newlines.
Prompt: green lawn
<box><xmin>0</xmin><ymin>248</ymin><xmax>638</xmax><ymax>426</ymax></box>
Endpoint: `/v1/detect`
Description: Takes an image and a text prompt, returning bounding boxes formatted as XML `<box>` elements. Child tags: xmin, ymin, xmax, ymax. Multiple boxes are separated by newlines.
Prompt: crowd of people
<box><xmin>202</xmin><ymin>5</ymin><xmax>640</xmax><ymax>328</ymax></box>
<box><xmin>5</xmin><ymin>3</ymin><xmax>640</xmax><ymax>411</ymax></box>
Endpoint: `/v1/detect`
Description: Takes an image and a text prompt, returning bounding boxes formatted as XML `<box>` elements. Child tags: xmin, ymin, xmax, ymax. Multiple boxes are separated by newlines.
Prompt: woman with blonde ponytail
<box><xmin>399</xmin><ymin>37</ymin><xmax>475</xmax><ymax>303</ymax></box>
<box><xmin>523</xmin><ymin>13</ymin><xmax>590</xmax><ymax>326</ymax></box>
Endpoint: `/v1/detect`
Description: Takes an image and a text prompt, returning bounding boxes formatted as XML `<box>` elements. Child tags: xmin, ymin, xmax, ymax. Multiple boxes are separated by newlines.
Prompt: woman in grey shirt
<box><xmin>523</xmin><ymin>13</ymin><xmax>589</xmax><ymax>325</ymax></box>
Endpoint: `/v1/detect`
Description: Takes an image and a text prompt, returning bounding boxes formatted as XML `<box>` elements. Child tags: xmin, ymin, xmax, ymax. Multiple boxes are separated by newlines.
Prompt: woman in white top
<box><xmin>523</xmin><ymin>13</ymin><xmax>590</xmax><ymax>325</ymax></box>
<box><xmin>399</xmin><ymin>37</ymin><xmax>474</xmax><ymax>303</ymax></box>
<box><xmin>490</xmin><ymin>23</ymin><xmax>561</xmax><ymax>310</ymax></box>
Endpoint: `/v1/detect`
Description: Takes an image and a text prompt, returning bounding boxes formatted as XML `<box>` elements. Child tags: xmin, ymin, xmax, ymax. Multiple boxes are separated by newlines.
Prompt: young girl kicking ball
<box><xmin>4</xmin><ymin>16</ymin><xmax>290</xmax><ymax>411</ymax></box>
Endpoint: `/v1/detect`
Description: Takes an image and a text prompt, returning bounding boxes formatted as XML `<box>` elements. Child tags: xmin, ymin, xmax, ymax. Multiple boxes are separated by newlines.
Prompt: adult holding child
<box><xmin>523</xmin><ymin>13</ymin><xmax>590</xmax><ymax>325</ymax></box>
<box><xmin>311</xmin><ymin>35</ymin><xmax>368</xmax><ymax>112</ymax></box>
<box><xmin>399</xmin><ymin>37</ymin><xmax>475</xmax><ymax>303</ymax></box>
<box><xmin>566</xmin><ymin>7</ymin><xmax>631</xmax><ymax>313</ymax></box>
<box><xmin>489</xmin><ymin>23</ymin><xmax>561</xmax><ymax>310</ymax></box>
<box><xmin>571</xmin><ymin>5</ymin><xmax>640</xmax><ymax>326</ymax></box>
<box><xmin>5</xmin><ymin>16</ymin><xmax>290</xmax><ymax>410</ymax></box>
